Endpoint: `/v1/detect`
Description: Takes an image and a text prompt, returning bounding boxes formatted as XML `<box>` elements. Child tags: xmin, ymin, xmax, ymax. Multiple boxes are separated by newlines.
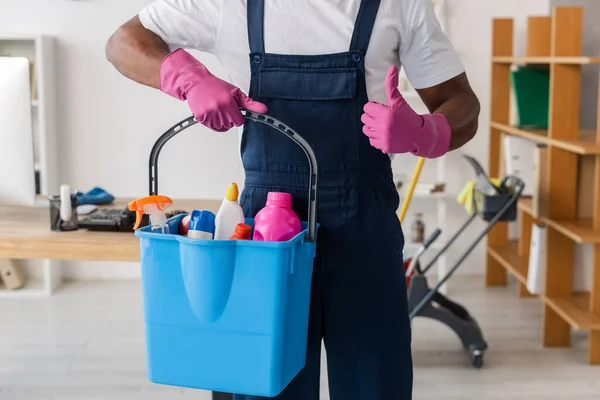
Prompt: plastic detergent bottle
<box><xmin>229</xmin><ymin>223</ymin><xmax>252</xmax><ymax>240</ymax></box>
<box><xmin>188</xmin><ymin>210</ymin><xmax>216</xmax><ymax>239</ymax></box>
<box><xmin>179</xmin><ymin>213</ymin><xmax>192</xmax><ymax>236</ymax></box>
<box><xmin>253</xmin><ymin>192</ymin><xmax>301</xmax><ymax>242</ymax></box>
<box><xmin>214</xmin><ymin>183</ymin><xmax>245</xmax><ymax>240</ymax></box>
<box><xmin>128</xmin><ymin>195</ymin><xmax>173</xmax><ymax>234</ymax></box>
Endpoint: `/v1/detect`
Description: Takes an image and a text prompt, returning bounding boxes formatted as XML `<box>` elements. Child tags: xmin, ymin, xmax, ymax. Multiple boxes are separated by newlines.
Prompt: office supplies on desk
<box><xmin>77</xmin><ymin>207</ymin><xmax>139</xmax><ymax>232</ymax></box>
<box><xmin>49</xmin><ymin>192</ymin><xmax>78</xmax><ymax>232</ymax></box>
<box><xmin>59</xmin><ymin>184</ymin><xmax>78</xmax><ymax>231</ymax></box>
<box><xmin>78</xmin><ymin>205</ymin><xmax>186</xmax><ymax>233</ymax></box>
<box><xmin>76</xmin><ymin>204</ymin><xmax>98</xmax><ymax>215</ymax></box>
<box><xmin>76</xmin><ymin>187</ymin><xmax>115</xmax><ymax>206</ymax></box>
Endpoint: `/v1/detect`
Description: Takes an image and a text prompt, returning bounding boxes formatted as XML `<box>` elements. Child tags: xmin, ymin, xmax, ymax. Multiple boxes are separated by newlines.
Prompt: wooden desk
<box><xmin>0</xmin><ymin>198</ymin><xmax>221</xmax><ymax>261</ymax></box>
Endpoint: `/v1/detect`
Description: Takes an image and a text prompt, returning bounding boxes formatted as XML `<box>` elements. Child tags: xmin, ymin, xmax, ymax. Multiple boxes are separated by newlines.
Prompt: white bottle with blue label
<box><xmin>187</xmin><ymin>210</ymin><xmax>216</xmax><ymax>240</ymax></box>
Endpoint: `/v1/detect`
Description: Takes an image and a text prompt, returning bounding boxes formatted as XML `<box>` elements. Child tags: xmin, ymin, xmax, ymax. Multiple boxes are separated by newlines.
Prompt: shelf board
<box><xmin>491</xmin><ymin>122</ymin><xmax>600</xmax><ymax>155</ymax></box>
<box><xmin>487</xmin><ymin>241</ymin><xmax>528</xmax><ymax>285</ymax></box>
<box><xmin>517</xmin><ymin>198</ymin><xmax>600</xmax><ymax>244</ymax></box>
<box><xmin>493</xmin><ymin>56</ymin><xmax>600</xmax><ymax>65</ymax></box>
<box><xmin>487</xmin><ymin>241</ymin><xmax>600</xmax><ymax>330</ymax></box>
<box><xmin>518</xmin><ymin>197</ymin><xmax>534</xmax><ymax>215</ymax></box>
<box><xmin>542</xmin><ymin>293</ymin><xmax>600</xmax><ymax>330</ymax></box>
<box><xmin>545</xmin><ymin>219</ymin><xmax>600</xmax><ymax>244</ymax></box>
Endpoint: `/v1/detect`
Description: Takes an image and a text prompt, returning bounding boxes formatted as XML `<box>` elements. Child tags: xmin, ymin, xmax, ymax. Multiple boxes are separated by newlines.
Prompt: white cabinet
<box><xmin>0</xmin><ymin>34</ymin><xmax>61</xmax><ymax>297</ymax></box>
<box><xmin>0</xmin><ymin>34</ymin><xmax>58</xmax><ymax>201</ymax></box>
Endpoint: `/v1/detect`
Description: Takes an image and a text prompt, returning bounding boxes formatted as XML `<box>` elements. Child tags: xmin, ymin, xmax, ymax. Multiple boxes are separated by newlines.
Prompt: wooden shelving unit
<box><xmin>487</xmin><ymin>7</ymin><xmax>600</xmax><ymax>364</ymax></box>
<box><xmin>490</xmin><ymin>122</ymin><xmax>600</xmax><ymax>154</ymax></box>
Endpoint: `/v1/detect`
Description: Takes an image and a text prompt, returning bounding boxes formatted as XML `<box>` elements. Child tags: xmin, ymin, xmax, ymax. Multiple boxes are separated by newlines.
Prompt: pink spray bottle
<box><xmin>253</xmin><ymin>192</ymin><xmax>302</xmax><ymax>242</ymax></box>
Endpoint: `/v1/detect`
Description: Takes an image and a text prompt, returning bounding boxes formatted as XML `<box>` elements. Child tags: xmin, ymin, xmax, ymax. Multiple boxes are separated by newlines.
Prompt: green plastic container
<box><xmin>510</xmin><ymin>67</ymin><xmax>550</xmax><ymax>128</ymax></box>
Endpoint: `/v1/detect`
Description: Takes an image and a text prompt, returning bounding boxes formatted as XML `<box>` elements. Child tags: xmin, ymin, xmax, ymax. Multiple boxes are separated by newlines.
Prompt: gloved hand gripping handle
<box><xmin>147</xmin><ymin>110</ymin><xmax>319</xmax><ymax>242</ymax></box>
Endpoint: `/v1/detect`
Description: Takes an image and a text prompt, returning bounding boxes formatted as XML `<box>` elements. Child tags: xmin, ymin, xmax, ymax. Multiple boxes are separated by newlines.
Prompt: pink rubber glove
<box><xmin>361</xmin><ymin>65</ymin><xmax>452</xmax><ymax>158</ymax></box>
<box><xmin>159</xmin><ymin>49</ymin><xmax>267</xmax><ymax>132</ymax></box>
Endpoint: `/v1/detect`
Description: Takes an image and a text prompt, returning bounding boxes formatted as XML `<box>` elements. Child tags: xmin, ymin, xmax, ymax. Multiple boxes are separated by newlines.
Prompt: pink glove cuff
<box><xmin>411</xmin><ymin>113</ymin><xmax>452</xmax><ymax>159</ymax></box>
<box><xmin>159</xmin><ymin>48</ymin><xmax>208</xmax><ymax>101</ymax></box>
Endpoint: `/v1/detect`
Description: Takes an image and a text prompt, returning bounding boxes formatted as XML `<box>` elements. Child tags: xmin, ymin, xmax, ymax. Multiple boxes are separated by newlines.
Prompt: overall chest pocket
<box><xmin>254</xmin><ymin>66</ymin><xmax>361</xmax><ymax>166</ymax></box>
<box><xmin>258</xmin><ymin>67</ymin><xmax>357</xmax><ymax>101</ymax></box>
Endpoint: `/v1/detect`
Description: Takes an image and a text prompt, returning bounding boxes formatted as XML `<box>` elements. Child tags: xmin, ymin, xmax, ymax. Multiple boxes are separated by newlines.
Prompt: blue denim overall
<box><xmin>236</xmin><ymin>0</ymin><xmax>412</xmax><ymax>398</ymax></box>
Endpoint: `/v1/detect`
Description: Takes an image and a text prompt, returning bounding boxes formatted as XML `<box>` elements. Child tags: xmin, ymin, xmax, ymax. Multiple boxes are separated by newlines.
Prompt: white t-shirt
<box><xmin>139</xmin><ymin>0</ymin><xmax>464</xmax><ymax>105</ymax></box>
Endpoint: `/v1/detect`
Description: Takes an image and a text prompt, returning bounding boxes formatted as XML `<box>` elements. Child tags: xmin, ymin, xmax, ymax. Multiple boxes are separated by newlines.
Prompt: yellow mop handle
<box><xmin>398</xmin><ymin>157</ymin><xmax>425</xmax><ymax>223</ymax></box>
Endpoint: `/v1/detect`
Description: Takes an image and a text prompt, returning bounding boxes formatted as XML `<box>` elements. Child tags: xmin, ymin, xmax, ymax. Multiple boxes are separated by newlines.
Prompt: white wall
<box><xmin>0</xmin><ymin>0</ymin><xmax>244</xmax><ymax>281</ymax></box>
<box><xmin>1</xmin><ymin>0</ymin><xmax>551</xmax><ymax>281</ymax></box>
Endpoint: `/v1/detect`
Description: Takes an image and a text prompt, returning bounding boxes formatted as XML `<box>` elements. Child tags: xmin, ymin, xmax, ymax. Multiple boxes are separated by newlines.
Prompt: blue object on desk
<box><xmin>76</xmin><ymin>187</ymin><xmax>115</xmax><ymax>206</ymax></box>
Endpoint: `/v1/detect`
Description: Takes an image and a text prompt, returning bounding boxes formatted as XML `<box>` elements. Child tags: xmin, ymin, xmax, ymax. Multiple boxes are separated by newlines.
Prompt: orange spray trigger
<box><xmin>128</xmin><ymin>195</ymin><xmax>173</xmax><ymax>230</ymax></box>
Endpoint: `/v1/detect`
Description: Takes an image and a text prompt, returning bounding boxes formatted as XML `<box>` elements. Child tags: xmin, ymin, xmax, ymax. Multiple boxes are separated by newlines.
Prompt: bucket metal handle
<box><xmin>148</xmin><ymin>109</ymin><xmax>319</xmax><ymax>242</ymax></box>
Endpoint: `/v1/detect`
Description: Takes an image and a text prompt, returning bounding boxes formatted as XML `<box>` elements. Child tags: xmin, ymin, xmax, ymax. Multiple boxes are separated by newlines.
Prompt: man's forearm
<box><xmin>433</xmin><ymin>92</ymin><xmax>480</xmax><ymax>151</ymax></box>
<box><xmin>106</xmin><ymin>16</ymin><xmax>169</xmax><ymax>89</ymax></box>
<box><xmin>416</xmin><ymin>73</ymin><xmax>480</xmax><ymax>152</ymax></box>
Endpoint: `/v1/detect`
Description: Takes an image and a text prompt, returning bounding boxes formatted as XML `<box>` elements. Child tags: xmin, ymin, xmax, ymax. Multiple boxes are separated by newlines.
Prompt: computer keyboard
<box><xmin>86</xmin><ymin>209</ymin><xmax>123</xmax><ymax>220</ymax></box>
<box><xmin>78</xmin><ymin>206</ymin><xmax>143</xmax><ymax>232</ymax></box>
<box><xmin>78</xmin><ymin>207</ymin><xmax>188</xmax><ymax>232</ymax></box>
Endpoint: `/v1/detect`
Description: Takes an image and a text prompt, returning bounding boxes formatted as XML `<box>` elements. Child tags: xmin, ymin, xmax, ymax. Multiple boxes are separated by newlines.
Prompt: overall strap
<box><xmin>247</xmin><ymin>0</ymin><xmax>265</xmax><ymax>53</ymax></box>
<box><xmin>349</xmin><ymin>0</ymin><xmax>382</xmax><ymax>54</ymax></box>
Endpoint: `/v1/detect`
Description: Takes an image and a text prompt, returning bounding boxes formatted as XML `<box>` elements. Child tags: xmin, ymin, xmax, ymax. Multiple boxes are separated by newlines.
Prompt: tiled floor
<box><xmin>0</xmin><ymin>277</ymin><xmax>598</xmax><ymax>399</ymax></box>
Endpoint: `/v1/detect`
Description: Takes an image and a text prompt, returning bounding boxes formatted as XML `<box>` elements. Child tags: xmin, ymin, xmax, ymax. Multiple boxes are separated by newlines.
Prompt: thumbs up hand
<box><xmin>361</xmin><ymin>65</ymin><xmax>452</xmax><ymax>158</ymax></box>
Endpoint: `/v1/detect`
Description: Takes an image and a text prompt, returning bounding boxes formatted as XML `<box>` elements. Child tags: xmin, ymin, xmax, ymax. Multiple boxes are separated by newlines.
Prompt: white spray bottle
<box><xmin>128</xmin><ymin>195</ymin><xmax>173</xmax><ymax>234</ymax></box>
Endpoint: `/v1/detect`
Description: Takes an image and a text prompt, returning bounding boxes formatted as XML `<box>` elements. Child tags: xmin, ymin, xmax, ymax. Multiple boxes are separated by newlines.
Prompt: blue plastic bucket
<box><xmin>135</xmin><ymin>111</ymin><xmax>319</xmax><ymax>397</ymax></box>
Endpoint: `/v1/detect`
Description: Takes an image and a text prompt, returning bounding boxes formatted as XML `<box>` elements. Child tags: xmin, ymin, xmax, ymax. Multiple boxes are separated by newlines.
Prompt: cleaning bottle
<box><xmin>229</xmin><ymin>223</ymin><xmax>252</xmax><ymax>240</ymax></box>
<box><xmin>253</xmin><ymin>192</ymin><xmax>301</xmax><ymax>242</ymax></box>
<box><xmin>179</xmin><ymin>213</ymin><xmax>192</xmax><ymax>236</ymax></box>
<box><xmin>214</xmin><ymin>183</ymin><xmax>245</xmax><ymax>240</ymax></box>
<box><xmin>128</xmin><ymin>195</ymin><xmax>173</xmax><ymax>234</ymax></box>
<box><xmin>188</xmin><ymin>210</ymin><xmax>216</xmax><ymax>239</ymax></box>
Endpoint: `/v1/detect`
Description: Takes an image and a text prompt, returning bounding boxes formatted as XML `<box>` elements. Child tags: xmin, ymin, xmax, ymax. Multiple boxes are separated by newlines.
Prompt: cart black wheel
<box><xmin>470</xmin><ymin>352</ymin><xmax>484</xmax><ymax>369</ymax></box>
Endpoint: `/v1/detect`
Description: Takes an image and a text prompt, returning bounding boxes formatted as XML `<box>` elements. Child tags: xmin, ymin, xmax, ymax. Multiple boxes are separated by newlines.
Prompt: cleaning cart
<box><xmin>400</xmin><ymin>155</ymin><xmax>525</xmax><ymax>368</ymax></box>
<box><xmin>133</xmin><ymin>110</ymin><xmax>318</xmax><ymax>397</ymax></box>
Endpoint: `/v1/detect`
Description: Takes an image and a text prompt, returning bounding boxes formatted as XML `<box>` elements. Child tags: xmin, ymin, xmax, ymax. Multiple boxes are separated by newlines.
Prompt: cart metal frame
<box><xmin>404</xmin><ymin>155</ymin><xmax>525</xmax><ymax>368</ymax></box>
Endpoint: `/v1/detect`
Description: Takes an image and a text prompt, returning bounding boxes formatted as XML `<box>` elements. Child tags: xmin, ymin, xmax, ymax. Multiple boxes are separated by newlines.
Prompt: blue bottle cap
<box><xmin>189</xmin><ymin>210</ymin><xmax>216</xmax><ymax>234</ymax></box>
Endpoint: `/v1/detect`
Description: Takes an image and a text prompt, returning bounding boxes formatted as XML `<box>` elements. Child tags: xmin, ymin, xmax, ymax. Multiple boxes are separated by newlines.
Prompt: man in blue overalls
<box><xmin>107</xmin><ymin>1</ymin><xmax>479</xmax><ymax>399</ymax></box>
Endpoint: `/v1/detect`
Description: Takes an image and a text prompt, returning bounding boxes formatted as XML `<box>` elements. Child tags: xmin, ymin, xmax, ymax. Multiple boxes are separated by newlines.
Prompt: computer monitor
<box><xmin>0</xmin><ymin>57</ymin><xmax>36</xmax><ymax>206</ymax></box>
